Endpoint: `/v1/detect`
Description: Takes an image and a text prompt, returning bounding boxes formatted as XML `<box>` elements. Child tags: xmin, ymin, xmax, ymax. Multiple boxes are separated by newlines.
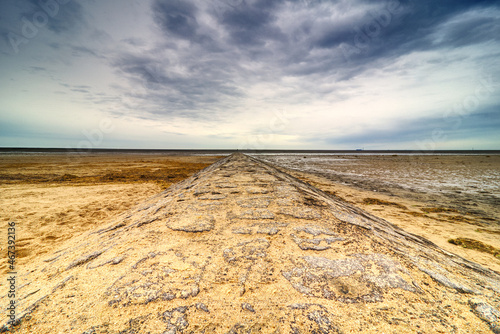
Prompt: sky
<box><xmin>0</xmin><ymin>0</ymin><xmax>499</xmax><ymax>150</ymax></box>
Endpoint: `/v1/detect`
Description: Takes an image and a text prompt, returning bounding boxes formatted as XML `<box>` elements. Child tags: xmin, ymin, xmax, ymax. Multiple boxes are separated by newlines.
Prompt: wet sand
<box><xmin>1</xmin><ymin>153</ymin><xmax>499</xmax><ymax>275</ymax></box>
<box><xmin>258</xmin><ymin>154</ymin><xmax>500</xmax><ymax>273</ymax></box>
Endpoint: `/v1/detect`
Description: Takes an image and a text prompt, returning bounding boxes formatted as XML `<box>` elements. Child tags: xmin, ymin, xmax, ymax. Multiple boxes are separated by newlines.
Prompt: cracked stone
<box><xmin>237</xmin><ymin>197</ymin><xmax>271</xmax><ymax>208</ymax></box>
<box><xmin>106</xmin><ymin>254</ymin><xmax>202</xmax><ymax>306</ymax></box>
<box><xmin>223</xmin><ymin>238</ymin><xmax>270</xmax><ymax>263</ymax></box>
<box><xmin>166</xmin><ymin>215</ymin><xmax>215</xmax><ymax>232</ymax></box>
<box><xmin>239</xmin><ymin>209</ymin><xmax>275</xmax><ymax>220</ymax></box>
<box><xmin>199</xmin><ymin>193</ymin><xmax>227</xmax><ymax>200</ymax></box>
<box><xmin>246</xmin><ymin>186</ymin><xmax>271</xmax><ymax>194</ymax></box>
<box><xmin>280</xmin><ymin>207</ymin><xmax>321</xmax><ymax>219</ymax></box>
<box><xmin>295</xmin><ymin>225</ymin><xmax>337</xmax><ymax>236</ymax></box>
<box><xmin>283</xmin><ymin>254</ymin><xmax>415</xmax><ymax>303</ymax></box>
<box><xmin>469</xmin><ymin>298</ymin><xmax>500</xmax><ymax>332</ymax></box>
<box><xmin>66</xmin><ymin>251</ymin><xmax>104</xmax><ymax>270</ymax></box>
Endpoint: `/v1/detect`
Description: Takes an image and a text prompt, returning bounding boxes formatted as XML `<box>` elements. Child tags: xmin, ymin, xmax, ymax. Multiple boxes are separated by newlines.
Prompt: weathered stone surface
<box><xmin>223</xmin><ymin>238</ymin><xmax>270</xmax><ymax>263</ymax></box>
<box><xmin>232</xmin><ymin>223</ymin><xmax>283</xmax><ymax>236</ymax></box>
<box><xmin>280</xmin><ymin>207</ymin><xmax>322</xmax><ymax>219</ymax></box>
<box><xmin>470</xmin><ymin>299</ymin><xmax>500</xmax><ymax>333</ymax></box>
<box><xmin>241</xmin><ymin>302</ymin><xmax>256</xmax><ymax>313</ymax></box>
<box><xmin>288</xmin><ymin>304</ymin><xmax>342</xmax><ymax>334</ymax></box>
<box><xmin>237</xmin><ymin>197</ymin><xmax>271</xmax><ymax>208</ymax></box>
<box><xmin>66</xmin><ymin>251</ymin><xmax>104</xmax><ymax>270</ymax></box>
<box><xmin>199</xmin><ymin>193</ymin><xmax>227</xmax><ymax>200</ymax></box>
<box><xmin>106</xmin><ymin>253</ymin><xmax>203</xmax><ymax>307</ymax></box>
<box><xmin>216</xmin><ymin>183</ymin><xmax>237</xmax><ymax>189</ymax></box>
<box><xmin>291</xmin><ymin>224</ymin><xmax>344</xmax><ymax>250</ymax></box>
<box><xmin>283</xmin><ymin>254</ymin><xmax>417</xmax><ymax>303</ymax></box>
<box><xmin>291</xmin><ymin>234</ymin><xmax>342</xmax><ymax>250</ymax></box>
<box><xmin>231</xmin><ymin>227</ymin><xmax>253</xmax><ymax>235</ymax></box>
<box><xmin>295</xmin><ymin>224</ymin><xmax>337</xmax><ymax>236</ymax></box>
<box><xmin>238</xmin><ymin>209</ymin><xmax>275</xmax><ymax>220</ymax></box>
<box><xmin>161</xmin><ymin>306</ymin><xmax>189</xmax><ymax>333</ymax></box>
<box><xmin>166</xmin><ymin>215</ymin><xmax>215</xmax><ymax>232</ymax></box>
<box><xmin>196</xmin><ymin>302</ymin><xmax>210</xmax><ymax>313</ymax></box>
<box><xmin>246</xmin><ymin>186</ymin><xmax>271</xmax><ymax>194</ymax></box>
<box><xmin>3</xmin><ymin>153</ymin><xmax>500</xmax><ymax>334</ymax></box>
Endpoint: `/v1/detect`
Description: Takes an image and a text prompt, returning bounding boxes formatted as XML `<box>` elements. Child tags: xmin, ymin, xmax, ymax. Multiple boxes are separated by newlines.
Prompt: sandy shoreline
<box><xmin>1</xmin><ymin>153</ymin><xmax>499</xmax><ymax>275</ymax></box>
<box><xmin>0</xmin><ymin>154</ymin><xmax>222</xmax><ymax>275</ymax></box>
<box><xmin>260</xmin><ymin>154</ymin><xmax>500</xmax><ymax>273</ymax></box>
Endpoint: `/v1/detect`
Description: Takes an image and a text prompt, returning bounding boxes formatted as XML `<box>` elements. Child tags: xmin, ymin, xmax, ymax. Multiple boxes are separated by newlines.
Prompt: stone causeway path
<box><xmin>2</xmin><ymin>153</ymin><xmax>500</xmax><ymax>333</ymax></box>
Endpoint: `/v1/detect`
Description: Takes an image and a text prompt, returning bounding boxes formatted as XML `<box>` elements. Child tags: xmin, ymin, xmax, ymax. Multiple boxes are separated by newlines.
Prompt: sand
<box><xmin>258</xmin><ymin>154</ymin><xmax>500</xmax><ymax>273</ymax></box>
<box><xmin>0</xmin><ymin>154</ymin><xmax>222</xmax><ymax>275</ymax></box>
<box><xmin>1</xmin><ymin>152</ymin><xmax>499</xmax><ymax>275</ymax></box>
<box><xmin>2</xmin><ymin>153</ymin><xmax>499</xmax><ymax>333</ymax></box>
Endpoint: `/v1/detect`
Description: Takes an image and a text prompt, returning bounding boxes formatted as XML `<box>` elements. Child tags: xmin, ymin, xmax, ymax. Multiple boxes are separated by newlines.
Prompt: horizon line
<box><xmin>1</xmin><ymin>147</ymin><xmax>500</xmax><ymax>154</ymax></box>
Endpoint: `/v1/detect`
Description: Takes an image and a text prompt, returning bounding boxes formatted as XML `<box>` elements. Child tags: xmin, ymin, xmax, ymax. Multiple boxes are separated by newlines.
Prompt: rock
<box><xmin>291</xmin><ymin>226</ymin><xmax>344</xmax><ymax>251</ymax></box>
<box><xmin>196</xmin><ymin>303</ymin><xmax>210</xmax><ymax>313</ymax></box>
<box><xmin>231</xmin><ymin>227</ymin><xmax>253</xmax><ymax>235</ymax></box>
<box><xmin>51</xmin><ymin>275</ymin><xmax>74</xmax><ymax>293</ymax></box>
<box><xmin>280</xmin><ymin>207</ymin><xmax>322</xmax><ymax>219</ymax></box>
<box><xmin>469</xmin><ymin>298</ymin><xmax>500</xmax><ymax>333</ymax></box>
<box><xmin>232</xmin><ymin>224</ymin><xmax>281</xmax><ymax>236</ymax></box>
<box><xmin>166</xmin><ymin>215</ymin><xmax>215</xmax><ymax>232</ymax></box>
<box><xmin>239</xmin><ymin>209</ymin><xmax>275</xmax><ymax>220</ymax></box>
<box><xmin>246</xmin><ymin>186</ymin><xmax>271</xmax><ymax>194</ymax></box>
<box><xmin>241</xmin><ymin>303</ymin><xmax>256</xmax><ymax>313</ymax></box>
<box><xmin>237</xmin><ymin>197</ymin><xmax>271</xmax><ymax>208</ymax></box>
<box><xmin>66</xmin><ymin>251</ymin><xmax>104</xmax><ymax>270</ymax></box>
<box><xmin>199</xmin><ymin>193</ymin><xmax>227</xmax><ymax>200</ymax></box>
<box><xmin>283</xmin><ymin>254</ymin><xmax>416</xmax><ymax>303</ymax></box>
<box><xmin>216</xmin><ymin>183</ymin><xmax>237</xmax><ymax>189</ymax></box>
<box><xmin>223</xmin><ymin>238</ymin><xmax>270</xmax><ymax>263</ymax></box>
<box><xmin>295</xmin><ymin>225</ymin><xmax>337</xmax><ymax>236</ymax></box>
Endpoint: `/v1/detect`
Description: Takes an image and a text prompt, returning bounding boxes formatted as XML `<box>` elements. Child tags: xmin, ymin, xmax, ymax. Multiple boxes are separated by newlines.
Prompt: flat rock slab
<box><xmin>166</xmin><ymin>215</ymin><xmax>215</xmax><ymax>232</ymax></box>
<box><xmin>280</xmin><ymin>207</ymin><xmax>322</xmax><ymax>219</ymax></box>
<box><xmin>238</xmin><ymin>209</ymin><xmax>275</xmax><ymax>220</ymax></box>
<box><xmin>3</xmin><ymin>153</ymin><xmax>500</xmax><ymax>334</ymax></box>
<box><xmin>237</xmin><ymin>197</ymin><xmax>272</xmax><ymax>208</ymax></box>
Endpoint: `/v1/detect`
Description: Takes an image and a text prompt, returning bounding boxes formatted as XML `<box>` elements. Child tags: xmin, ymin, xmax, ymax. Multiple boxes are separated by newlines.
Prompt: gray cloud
<box><xmin>2</xmin><ymin>0</ymin><xmax>499</xmax><ymax>148</ymax></box>
<box><xmin>25</xmin><ymin>0</ymin><xmax>86</xmax><ymax>35</ymax></box>
<box><xmin>219</xmin><ymin>0</ymin><xmax>286</xmax><ymax>46</ymax></box>
<box><xmin>111</xmin><ymin>52</ymin><xmax>245</xmax><ymax>118</ymax></box>
<box><xmin>102</xmin><ymin>0</ymin><xmax>500</xmax><ymax>138</ymax></box>
<box><xmin>153</xmin><ymin>0</ymin><xmax>200</xmax><ymax>39</ymax></box>
<box><xmin>324</xmin><ymin>107</ymin><xmax>500</xmax><ymax>148</ymax></box>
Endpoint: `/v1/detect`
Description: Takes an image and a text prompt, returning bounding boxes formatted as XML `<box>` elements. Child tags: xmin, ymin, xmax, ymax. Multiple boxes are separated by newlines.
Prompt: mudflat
<box><xmin>1</xmin><ymin>153</ymin><xmax>499</xmax><ymax>275</ymax></box>
<box><xmin>258</xmin><ymin>154</ymin><xmax>500</xmax><ymax>273</ymax></box>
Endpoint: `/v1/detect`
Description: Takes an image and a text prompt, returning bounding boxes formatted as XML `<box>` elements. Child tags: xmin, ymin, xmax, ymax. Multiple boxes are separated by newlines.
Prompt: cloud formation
<box><xmin>0</xmin><ymin>0</ymin><xmax>499</xmax><ymax>149</ymax></box>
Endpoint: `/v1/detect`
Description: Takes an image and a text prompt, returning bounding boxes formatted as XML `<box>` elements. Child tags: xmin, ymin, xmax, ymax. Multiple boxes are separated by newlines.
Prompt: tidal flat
<box><xmin>1</xmin><ymin>152</ymin><xmax>499</xmax><ymax>274</ymax></box>
<box><xmin>256</xmin><ymin>153</ymin><xmax>500</xmax><ymax>272</ymax></box>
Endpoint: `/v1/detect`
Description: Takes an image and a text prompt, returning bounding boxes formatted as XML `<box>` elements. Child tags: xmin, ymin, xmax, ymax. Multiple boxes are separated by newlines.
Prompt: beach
<box><xmin>0</xmin><ymin>153</ymin><xmax>222</xmax><ymax>274</ymax></box>
<box><xmin>1</xmin><ymin>152</ymin><xmax>499</xmax><ymax>274</ymax></box>
<box><xmin>257</xmin><ymin>153</ymin><xmax>500</xmax><ymax>272</ymax></box>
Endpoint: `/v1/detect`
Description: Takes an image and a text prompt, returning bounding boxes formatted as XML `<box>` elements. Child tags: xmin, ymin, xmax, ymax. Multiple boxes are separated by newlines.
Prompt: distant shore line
<box><xmin>1</xmin><ymin>148</ymin><xmax>499</xmax><ymax>155</ymax></box>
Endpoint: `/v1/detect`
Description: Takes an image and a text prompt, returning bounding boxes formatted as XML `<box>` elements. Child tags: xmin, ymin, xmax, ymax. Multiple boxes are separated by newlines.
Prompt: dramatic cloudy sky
<box><xmin>1</xmin><ymin>0</ymin><xmax>499</xmax><ymax>149</ymax></box>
